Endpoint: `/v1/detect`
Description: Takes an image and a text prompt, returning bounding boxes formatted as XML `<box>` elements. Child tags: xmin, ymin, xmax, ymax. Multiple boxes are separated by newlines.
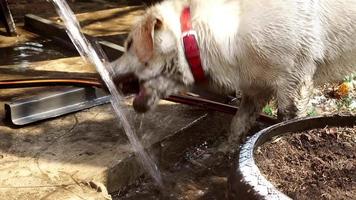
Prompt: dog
<box><xmin>112</xmin><ymin>0</ymin><xmax>356</xmax><ymax>146</ymax></box>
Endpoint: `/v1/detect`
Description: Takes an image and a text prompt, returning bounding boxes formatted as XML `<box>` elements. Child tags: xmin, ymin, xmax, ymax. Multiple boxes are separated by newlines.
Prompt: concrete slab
<box><xmin>0</xmin><ymin>81</ymin><xmax>212</xmax><ymax>199</ymax></box>
<box><xmin>0</xmin><ymin>71</ymin><xmax>226</xmax><ymax>199</ymax></box>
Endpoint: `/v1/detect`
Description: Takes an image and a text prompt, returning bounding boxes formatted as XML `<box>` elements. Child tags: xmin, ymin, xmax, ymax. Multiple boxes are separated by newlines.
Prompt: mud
<box><xmin>112</xmin><ymin>138</ymin><xmax>231</xmax><ymax>200</ymax></box>
<box><xmin>111</xmin><ymin>123</ymin><xmax>270</xmax><ymax>200</ymax></box>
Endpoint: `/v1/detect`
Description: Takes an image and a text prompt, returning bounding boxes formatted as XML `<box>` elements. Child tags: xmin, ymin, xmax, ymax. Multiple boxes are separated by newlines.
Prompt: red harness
<box><xmin>180</xmin><ymin>7</ymin><xmax>206</xmax><ymax>83</ymax></box>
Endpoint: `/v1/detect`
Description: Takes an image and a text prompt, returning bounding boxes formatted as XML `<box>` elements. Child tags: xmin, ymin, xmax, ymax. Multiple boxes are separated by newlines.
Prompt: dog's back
<box><xmin>314</xmin><ymin>0</ymin><xmax>356</xmax><ymax>83</ymax></box>
<box><xmin>183</xmin><ymin>0</ymin><xmax>356</xmax><ymax>87</ymax></box>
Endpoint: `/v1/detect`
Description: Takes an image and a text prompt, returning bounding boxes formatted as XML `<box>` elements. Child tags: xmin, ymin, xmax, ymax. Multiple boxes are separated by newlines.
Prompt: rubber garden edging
<box><xmin>228</xmin><ymin>114</ymin><xmax>356</xmax><ymax>200</ymax></box>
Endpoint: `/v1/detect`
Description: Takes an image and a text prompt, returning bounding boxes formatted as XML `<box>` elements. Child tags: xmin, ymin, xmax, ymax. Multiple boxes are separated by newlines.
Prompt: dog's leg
<box><xmin>227</xmin><ymin>90</ymin><xmax>272</xmax><ymax>148</ymax></box>
<box><xmin>277</xmin><ymin>62</ymin><xmax>316</xmax><ymax>121</ymax></box>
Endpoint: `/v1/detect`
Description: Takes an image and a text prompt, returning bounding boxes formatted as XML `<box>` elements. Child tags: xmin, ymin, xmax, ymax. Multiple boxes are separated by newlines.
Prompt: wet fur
<box><xmin>113</xmin><ymin>0</ymin><xmax>356</xmax><ymax>145</ymax></box>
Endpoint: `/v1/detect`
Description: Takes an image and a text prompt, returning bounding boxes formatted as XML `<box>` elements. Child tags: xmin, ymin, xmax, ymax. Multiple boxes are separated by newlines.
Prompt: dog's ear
<box><xmin>132</xmin><ymin>15</ymin><xmax>163</xmax><ymax>63</ymax></box>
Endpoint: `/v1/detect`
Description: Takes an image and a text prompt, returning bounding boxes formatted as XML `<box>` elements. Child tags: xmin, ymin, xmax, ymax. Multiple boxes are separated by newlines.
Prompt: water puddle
<box><xmin>50</xmin><ymin>0</ymin><xmax>163</xmax><ymax>187</ymax></box>
<box><xmin>0</xmin><ymin>39</ymin><xmax>76</xmax><ymax>67</ymax></box>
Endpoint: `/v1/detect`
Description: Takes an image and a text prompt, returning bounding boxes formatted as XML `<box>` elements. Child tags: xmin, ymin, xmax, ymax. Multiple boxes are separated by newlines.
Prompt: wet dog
<box><xmin>113</xmin><ymin>0</ymin><xmax>356</xmax><ymax>146</ymax></box>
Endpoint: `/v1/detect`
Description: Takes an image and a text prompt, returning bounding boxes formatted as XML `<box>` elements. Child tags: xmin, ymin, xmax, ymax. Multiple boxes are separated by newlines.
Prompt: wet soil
<box><xmin>112</xmin><ymin>137</ymin><xmax>232</xmax><ymax>200</ymax></box>
<box><xmin>255</xmin><ymin>126</ymin><xmax>356</xmax><ymax>200</ymax></box>
<box><xmin>111</xmin><ymin>121</ymin><xmax>269</xmax><ymax>200</ymax></box>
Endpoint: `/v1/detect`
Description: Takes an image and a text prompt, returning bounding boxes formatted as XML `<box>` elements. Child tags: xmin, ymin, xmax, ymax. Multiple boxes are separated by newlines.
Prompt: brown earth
<box><xmin>255</xmin><ymin>126</ymin><xmax>356</xmax><ymax>200</ymax></box>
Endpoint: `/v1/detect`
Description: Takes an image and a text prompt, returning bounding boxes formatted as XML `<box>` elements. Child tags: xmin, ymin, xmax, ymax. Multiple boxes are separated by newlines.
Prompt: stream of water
<box><xmin>50</xmin><ymin>0</ymin><xmax>163</xmax><ymax>187</ymax></box>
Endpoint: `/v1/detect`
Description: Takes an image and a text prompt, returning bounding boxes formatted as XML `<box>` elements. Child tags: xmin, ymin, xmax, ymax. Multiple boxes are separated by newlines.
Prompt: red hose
<box><xmin>0</xmin><ymin>78</ymin><xmax>102</xmax><ymax>89</ymax></box>
<box><xmin>0</xmin><ymin>77</ymin><xmax>278</xmax><ymax>124</ymax></box>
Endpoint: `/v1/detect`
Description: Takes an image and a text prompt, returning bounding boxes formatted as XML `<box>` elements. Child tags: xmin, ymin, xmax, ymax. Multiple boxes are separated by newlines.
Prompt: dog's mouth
<box><xmin>132</xmin><ymin>76</ymin><xmax>188</xmax><ymax>113</ymax></box>
<box><xmin>133</xmin><ymin>86</ymin><xmax>152</xmax><ymax>113</ymax></box>
<box><xmin>114</xmin><ymin>73</ymin><xmax>183</xmax><ymax>114</ymax></box>
<box><xmin>113</xmin><ymin>73</ymin><xmax>151</xmax><ymax>113</ymax></box>
<box><xmin>132</xmin><ymin>75</ymin><xmax>168</xmax><ymax>113</ymax></box>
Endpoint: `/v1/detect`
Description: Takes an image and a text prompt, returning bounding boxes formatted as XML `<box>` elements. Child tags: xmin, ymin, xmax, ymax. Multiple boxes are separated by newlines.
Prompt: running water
<box><xmin>50</xmin><ymin>0</ymin><xmax>163</xmax><ymax>187</ymax></box>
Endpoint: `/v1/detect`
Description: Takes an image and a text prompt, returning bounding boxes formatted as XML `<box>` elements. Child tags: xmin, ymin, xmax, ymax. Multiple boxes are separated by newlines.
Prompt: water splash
<box><xmin>50</xmin><ymin>0</ymin><xmax>163</xmax><ymax>187</ymax></box>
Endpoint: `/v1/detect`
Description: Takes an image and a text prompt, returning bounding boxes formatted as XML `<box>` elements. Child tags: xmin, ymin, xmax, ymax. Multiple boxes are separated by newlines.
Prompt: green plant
<box><xmin>336</xmin><ymin>96</ymin><xmax>353</xmax><ymax>110</ymax></box>
<box><xmin>263</xmin><ymin>105</ymin><xmax>274</xmax><ymax>116</ymax></box>
<box><xmin>307</xmin><ymin>107</ymin><xmax>317</xmax><ymax>117</ymax></box>
<box><xmin>343</xmin><ymin>74</ymin><xmax>355</xmax><ymax>83</ymax></box>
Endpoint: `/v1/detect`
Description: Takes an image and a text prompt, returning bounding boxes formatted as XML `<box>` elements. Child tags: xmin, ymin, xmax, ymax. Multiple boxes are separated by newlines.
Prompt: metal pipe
<box><xmin>0</xmin><ymin>77</ymin><xmax>278</xmax><ymax>124</ymax></box>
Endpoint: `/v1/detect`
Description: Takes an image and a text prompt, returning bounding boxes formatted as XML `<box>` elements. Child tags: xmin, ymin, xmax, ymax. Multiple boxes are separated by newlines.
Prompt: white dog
<box><xmin>113</xmin><ymin>0</ymin><xmax>356</xmax><ymax>146</ymax></box>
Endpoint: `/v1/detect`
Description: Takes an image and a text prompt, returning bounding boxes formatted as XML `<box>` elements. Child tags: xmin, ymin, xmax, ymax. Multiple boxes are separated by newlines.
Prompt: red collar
<box><xmin>180</xmin><ymin>7</ymin><xmax>206</xmax><ymax>83</ymax></box>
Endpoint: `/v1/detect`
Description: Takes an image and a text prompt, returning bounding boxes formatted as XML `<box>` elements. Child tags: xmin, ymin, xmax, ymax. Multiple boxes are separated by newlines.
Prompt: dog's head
<box><xmin>113</xmin><ymin>8</ymin><xmax>195</xmax><ymax>113</ymax></box>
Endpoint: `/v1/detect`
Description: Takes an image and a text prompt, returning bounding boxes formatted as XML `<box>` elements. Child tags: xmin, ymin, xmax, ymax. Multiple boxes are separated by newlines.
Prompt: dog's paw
<box><xmin>228</xmin><ymin>133</ymin><xmax>247</xmax><ymax>145</ymax></box>
<box><xmin>216</xmin><ymin>143</ymin><xmax>232</xmax><ymax>153</ymax></box>
<box><xmin>216</xmin><ymin>140</ymin><xmax>240</xmax><ymax>154</ymax></box>
<box><xmin>228</xmin><ymin>125</ymin><xmax>248</xmax><ymax>150</ymax></box>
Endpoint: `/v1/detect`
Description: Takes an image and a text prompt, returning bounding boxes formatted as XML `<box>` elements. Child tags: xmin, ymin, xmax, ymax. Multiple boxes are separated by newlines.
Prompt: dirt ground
<box><xmin>255</xmin><ymin>126</ymin><xmax>356</xmax><ymax>200</ymax></box>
